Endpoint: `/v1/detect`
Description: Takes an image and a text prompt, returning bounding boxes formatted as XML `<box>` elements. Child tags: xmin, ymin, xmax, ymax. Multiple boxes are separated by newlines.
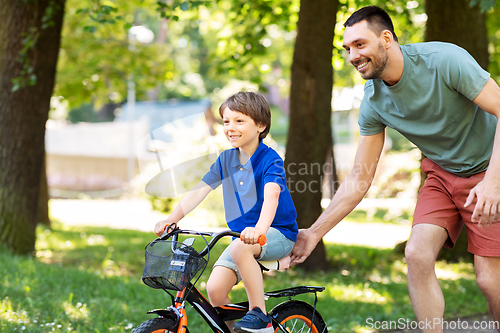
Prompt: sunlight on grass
<box><xmin>63</xmin><ymin>293</ymin><xmax>89</xmax><ymax>322</ymax></box>
<box><xmin>0</xmin><ymin>298</ymin><xmax>29</xmax><ymax>324</ymax></box>
<box><xmin>327</xmin><ymin>284</ymin><xmax>389</xmax><ymax>305</ymax></box>
<box><xmin>435</xmin><ymin>261</ymin><xmax>476</xmax><ymax>280</ymax></box>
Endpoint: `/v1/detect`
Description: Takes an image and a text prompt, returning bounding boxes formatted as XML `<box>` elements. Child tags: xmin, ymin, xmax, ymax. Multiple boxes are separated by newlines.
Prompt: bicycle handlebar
<box><xmin>158</xmin><ymin>227</ymin><xmax>266</xmax><ymax>257</ymax></box>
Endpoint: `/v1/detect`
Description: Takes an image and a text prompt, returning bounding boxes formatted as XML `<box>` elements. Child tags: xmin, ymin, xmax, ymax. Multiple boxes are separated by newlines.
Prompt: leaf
<box><xmin>469</xmin><ymin>0</ymin><xmax>497</xmax><ymax>12</ymax></box>
<box><xmin>83</xmin><ymin>26</ymin><xmax>97</xmax><ymax>33</ymax></box>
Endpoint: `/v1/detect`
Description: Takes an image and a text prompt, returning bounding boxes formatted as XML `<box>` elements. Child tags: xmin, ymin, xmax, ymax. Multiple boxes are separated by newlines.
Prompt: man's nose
<box><xmin>349</xmin><ymin>49</ymin><xmax>360</xmax><ymax>64</ymax></box>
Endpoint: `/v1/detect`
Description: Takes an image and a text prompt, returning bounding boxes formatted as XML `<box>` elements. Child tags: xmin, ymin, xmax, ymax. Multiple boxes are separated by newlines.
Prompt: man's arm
<box><xmin>290</xmin><ymin>131</ymin><xmax>385</xmax><ymax>264</ymax></box>
<box><xmin>465</xmin><ymin>78</ymin><xmax>500</xmax><ymax>226</ymax></box>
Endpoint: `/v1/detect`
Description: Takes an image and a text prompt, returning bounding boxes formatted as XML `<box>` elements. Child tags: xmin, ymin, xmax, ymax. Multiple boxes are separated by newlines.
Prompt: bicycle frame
<box><xmin>142</xmin><ymin>228</ymin><xmax>326</xmax><ymax>333</ymax></box>
<box><xmin>146</xmin><ymin>283</ymin><xmax>326</xmax><ymax>333</ymax></box>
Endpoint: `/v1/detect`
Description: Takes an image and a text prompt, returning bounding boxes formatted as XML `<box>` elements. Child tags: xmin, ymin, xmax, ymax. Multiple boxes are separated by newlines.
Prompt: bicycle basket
<box><xmin>142</xmin><ymin>240</ymin><xmax>207</xmax><ymax>291</ymax></box>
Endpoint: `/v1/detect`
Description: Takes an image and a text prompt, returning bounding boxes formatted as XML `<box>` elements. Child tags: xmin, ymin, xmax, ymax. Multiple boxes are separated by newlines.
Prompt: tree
<box><xmin>285</xmin><ymin>0</ymin><xmax>339</xmax><ymax>270</ymax></box>
<box><xmin>426</xmin><ymin>0</ymin><xmax>489</xmax><ymax>69</ymax></box>
<box><xmin>0</xmin><ymin>0</ymin><xmax>66</xmax><ymax>254</ymax></box>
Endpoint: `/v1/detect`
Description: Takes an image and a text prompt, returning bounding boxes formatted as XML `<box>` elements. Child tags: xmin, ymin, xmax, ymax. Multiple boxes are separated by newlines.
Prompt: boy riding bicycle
<box><xmin>154</xmin><ymin>91</ymin><xmax>298</xmax><ymax>333</ymax></box>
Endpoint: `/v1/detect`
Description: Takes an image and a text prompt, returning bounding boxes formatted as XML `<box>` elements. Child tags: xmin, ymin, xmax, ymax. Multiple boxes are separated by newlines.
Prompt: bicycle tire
<box><xmin>132</xmin><ymin>318</ymin><xmax>179</xmax><ymax>333</ymax></box>
<box><xmin>270</xmin><ymin>300</ymin><xmax>327</xmax><ymax>333</ymax></box>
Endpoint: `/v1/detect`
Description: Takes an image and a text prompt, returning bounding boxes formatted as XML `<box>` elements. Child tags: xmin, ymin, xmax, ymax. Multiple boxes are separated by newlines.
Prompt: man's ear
<box><xmin>381</xmin><ymin>30</ymin><xmax>393</xmax><ymax>49</ymax></box>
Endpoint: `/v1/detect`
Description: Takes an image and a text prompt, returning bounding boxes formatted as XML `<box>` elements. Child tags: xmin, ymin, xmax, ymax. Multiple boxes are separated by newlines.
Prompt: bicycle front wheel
<box><xmin>132</xmin><ymin>318</ymin><xmax>179</xmax><ymax>333</ymax></box>
<box><xmin>270</xmin><ymin>300</ymin><xmax>327</xmax><ymax>333</ymax></box>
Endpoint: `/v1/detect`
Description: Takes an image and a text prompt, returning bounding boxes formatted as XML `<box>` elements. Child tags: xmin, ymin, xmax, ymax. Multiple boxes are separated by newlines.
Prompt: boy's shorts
<box><xmin>214</xmin><ymin>227</ymin><xmax>295</xmax><ymax>282</ymax></box>
<box><xmin>413</xmin><ymin>158</ymin><xmax>500</xmax><ymax>257</ymax></box>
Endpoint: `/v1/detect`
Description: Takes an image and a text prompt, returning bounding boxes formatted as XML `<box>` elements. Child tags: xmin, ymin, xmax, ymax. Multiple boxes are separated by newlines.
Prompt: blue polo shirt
<box><xmin>202</xmin><ymin>141</ymin><xmax>298</xmax><ymax>242</ymax></box>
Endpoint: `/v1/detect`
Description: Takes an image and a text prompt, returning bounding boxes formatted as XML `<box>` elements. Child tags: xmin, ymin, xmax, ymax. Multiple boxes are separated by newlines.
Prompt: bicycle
<box><xmin>132</xmin><ymin>224</ymin><xmax>328</xmax><ymax>333</ymax></box>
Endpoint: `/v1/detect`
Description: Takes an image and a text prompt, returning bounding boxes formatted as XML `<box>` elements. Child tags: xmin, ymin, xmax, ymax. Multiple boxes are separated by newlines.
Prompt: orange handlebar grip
<box><xmin>240</xmin><ymin>234</ymin><xmax>267</xmax><ymax>246</ymax></box>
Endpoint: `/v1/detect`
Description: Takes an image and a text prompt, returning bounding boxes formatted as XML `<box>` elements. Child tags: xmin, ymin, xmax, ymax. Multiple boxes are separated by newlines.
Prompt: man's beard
<box><xmin>358</xmin><ymin>43</ymin><xmax>388</xmax><ymax>80</ymax></box>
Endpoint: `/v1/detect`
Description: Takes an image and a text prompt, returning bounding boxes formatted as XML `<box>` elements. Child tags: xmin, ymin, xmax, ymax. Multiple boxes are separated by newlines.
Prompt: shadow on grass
<box><xmin>0</xmin><ymin>223</ymin><xmax>487</xmax><ymax>333</ymax></box>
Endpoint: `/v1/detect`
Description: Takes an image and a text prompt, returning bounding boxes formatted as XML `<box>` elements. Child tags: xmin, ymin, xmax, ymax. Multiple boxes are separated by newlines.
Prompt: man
<box><xmin>290</xmin><ymin>5</ymin><xmax>500</xmax><ymax>332</ymax></box>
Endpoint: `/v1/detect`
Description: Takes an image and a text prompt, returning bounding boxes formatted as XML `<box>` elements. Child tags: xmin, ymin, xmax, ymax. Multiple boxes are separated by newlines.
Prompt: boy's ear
<box><xmin>256</xmin><ymin>123</ymin><xmax>267</xmax><ymax>133</ymax></box>
<box><xmin>257</xmin><ymin>123</ymin><xmax>266</xmax><ymax>133</ymax></box>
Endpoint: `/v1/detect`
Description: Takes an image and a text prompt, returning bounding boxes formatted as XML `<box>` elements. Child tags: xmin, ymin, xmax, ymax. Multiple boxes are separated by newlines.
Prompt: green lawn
<box><xmin>0</xmin><ymin>222</ymin><xmax>487</xmax><ymax>332</ymax></box>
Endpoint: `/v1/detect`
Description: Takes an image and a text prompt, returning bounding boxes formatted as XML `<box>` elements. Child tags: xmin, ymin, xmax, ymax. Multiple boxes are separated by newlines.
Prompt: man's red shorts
<box><xmin>413</xmin><ymin>158</ymin><xmax>500</xmax><ymax>257</ymax></box>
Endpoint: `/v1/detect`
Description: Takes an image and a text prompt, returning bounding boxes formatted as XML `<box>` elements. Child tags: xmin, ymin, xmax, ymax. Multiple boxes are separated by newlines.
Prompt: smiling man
<box><xmin>290</xmin><ymin>5</ymin><xmax>500</xmax><ymax>332</ymax></box>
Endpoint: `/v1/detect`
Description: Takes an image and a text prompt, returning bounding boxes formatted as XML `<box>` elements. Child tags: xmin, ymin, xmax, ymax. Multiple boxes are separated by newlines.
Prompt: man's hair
<box><xmin>344</xmin><ymin>6</ymin><xmax>398</xmax><ymax>43</ymax></box>
<box><xmin>219</xmin><ymin>91</ymin><xmax>271</xmax><ymax>139</ymax></box>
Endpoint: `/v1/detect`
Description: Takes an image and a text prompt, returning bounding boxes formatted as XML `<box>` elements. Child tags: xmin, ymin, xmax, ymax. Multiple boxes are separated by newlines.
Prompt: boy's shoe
<box><xmin>234</xmin><ymin>307</ymin><xmax>274</xmax><ymax>333</ymax></box>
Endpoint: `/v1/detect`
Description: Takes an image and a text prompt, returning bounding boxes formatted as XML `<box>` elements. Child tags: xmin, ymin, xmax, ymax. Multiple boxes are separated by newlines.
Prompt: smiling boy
<box><xmin>155</xmin><ymin>91</ymin><xmax>298</xmax><ymax>333</ymax></box>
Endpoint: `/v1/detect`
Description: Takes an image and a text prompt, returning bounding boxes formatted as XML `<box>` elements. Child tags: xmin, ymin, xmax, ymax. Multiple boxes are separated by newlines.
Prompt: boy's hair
<box><xmin>219</xmin><ymin>91</ymin><xmax>271</xmax><ymax>139</ymax></box>
<box><xmin>344</xmin><ymin>6</ymin><xmax>398</xmax><ymax>43</ymax></box>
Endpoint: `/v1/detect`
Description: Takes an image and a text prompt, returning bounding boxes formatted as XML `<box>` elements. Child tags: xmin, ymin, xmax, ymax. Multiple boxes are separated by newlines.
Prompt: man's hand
<box><xmin>290</xmin><ymin>229</ymin><xmax>320</xmax><ymax>266</ymax></box>
<box><xmin>465</xmin><ymin>179</ymin><xmax>500</xmax><ymax>227</ymax></box>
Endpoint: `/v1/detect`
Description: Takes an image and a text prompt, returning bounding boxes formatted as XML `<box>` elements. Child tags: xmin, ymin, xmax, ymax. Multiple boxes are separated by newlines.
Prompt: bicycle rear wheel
<box><xmin>270</xmin><ymin>300</ymin><xmax>327</xmax><ymax>333</ymax></box>
<box><xmin>132</xmin><ymin>318</ymin><xmax>179</xmax><ymax>333</ymax></box>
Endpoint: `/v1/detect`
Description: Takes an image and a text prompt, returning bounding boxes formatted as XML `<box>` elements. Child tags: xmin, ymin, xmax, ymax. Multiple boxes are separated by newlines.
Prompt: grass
<box><xmin>1</xmin><ymin>222</ymin><xmax>488</xmax><ymax>333</ymax></box>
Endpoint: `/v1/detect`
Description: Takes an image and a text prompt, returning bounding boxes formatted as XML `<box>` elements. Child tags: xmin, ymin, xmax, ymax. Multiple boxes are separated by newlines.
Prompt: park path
<box><xmin>49</xmin><ymin>197</ymin><xmax>412</xmax><ymax>249</ymax></box>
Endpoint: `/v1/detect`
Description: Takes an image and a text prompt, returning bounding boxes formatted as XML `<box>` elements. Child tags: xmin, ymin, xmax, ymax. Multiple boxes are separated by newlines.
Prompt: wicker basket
<box><xmin>142</xmin><ymin>240</ymin><xmax>207</xmax><ymax>291</ymax></box>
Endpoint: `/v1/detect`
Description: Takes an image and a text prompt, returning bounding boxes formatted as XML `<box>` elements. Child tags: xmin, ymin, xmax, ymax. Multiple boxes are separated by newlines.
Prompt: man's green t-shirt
<box><xmin>359</xmin><ymin>42</ymin><xmax>496</xmax><ymax>176</ymax></box>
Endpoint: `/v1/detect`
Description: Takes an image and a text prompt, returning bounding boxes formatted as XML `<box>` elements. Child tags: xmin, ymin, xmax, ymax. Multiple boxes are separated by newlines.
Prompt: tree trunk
<box><xmin>0</xmin><ymin>0</ymin><xmax>65</xmax><ymax>255</ymax></box>
<box><xmin>425</xmin><ymin>0</ymin><xmax>489</xmax><ymax>70</ymax></box>
<box><xmin>38</xmin><ymin>154</ymin><xmax>50</xmax><ymax>226</ymax></box>
<box><xmin>285</xmin><ymin>0</ymin><xmax>339</xmax><ymax>270</ymax></box>
<box><xmin>420</xmin><ymin>0</ymin><xmax>488</xmax><ymax>262</ymax></box>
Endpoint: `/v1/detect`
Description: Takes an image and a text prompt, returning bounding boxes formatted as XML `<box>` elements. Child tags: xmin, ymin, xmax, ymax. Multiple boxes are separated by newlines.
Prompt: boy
<box><xmin>154</xmin><ymin>91</ymin><xmax>298</xmax><ymax>333</ymax></box>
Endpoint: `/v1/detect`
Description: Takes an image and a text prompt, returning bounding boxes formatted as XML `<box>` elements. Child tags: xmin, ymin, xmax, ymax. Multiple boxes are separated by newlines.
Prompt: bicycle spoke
<box><xmin>284</xmin><ymin>318</ymin><xmax>310</xmax><ymax>333</ymax></box>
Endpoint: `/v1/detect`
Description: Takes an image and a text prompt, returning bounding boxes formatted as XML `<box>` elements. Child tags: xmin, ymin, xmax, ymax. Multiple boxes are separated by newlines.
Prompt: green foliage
<box><xmin>206</xmin><ymin>0</ymin><xmax>298</xmax><ymax>86</ymax></box>
<box><xmin>470</xmin><ymin>0</ymin><xmax>497</xmax><ymax>12</ymax></box>
<box><xmin>53</xmin><ymin>0</ymin><xmax>500</xmax><ymax>125</ymax></box>
<box><xmin>55</xmin><ymin>0</ymin><xmax>172</xmax><ymax>110</ymax></box>
<box><xmin>76</xmin><ymin>1</ymin><xmax>122</xmax><ymax>30</ymax></box>
<box><xmin>157</xmin><ymin>0</ymin><xmax>298</xmax><ymax>86</ymax></box>
<box><xmin>148</xmin><ymin>195</ymin><xmax>175</xmax><ymax>213</ymax></box>
<box><xmin>487</xmin><ymin>5</ymin><xmax>500</xmax><ymax>81</ymax></box>
<box><xmin>55</xmin><ymin>0</ymin><xmax>299</xmax><ymax>116</ymax></box>
<box><xmin>156</xmin><ymin>0</ymin><xmax>208</xmax><ymax>21</ymax></box>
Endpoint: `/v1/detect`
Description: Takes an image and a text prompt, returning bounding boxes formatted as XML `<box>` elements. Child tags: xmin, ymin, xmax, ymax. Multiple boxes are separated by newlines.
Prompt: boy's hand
<box><xmin>154</xmin><ymin>219</ymin><xmax>173</xmax><ymax>237</ymax></box>
<box><xmin>240</xmin><ymin>227</ymin><xmax>266</xmax><ymax>245</ymax></box>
